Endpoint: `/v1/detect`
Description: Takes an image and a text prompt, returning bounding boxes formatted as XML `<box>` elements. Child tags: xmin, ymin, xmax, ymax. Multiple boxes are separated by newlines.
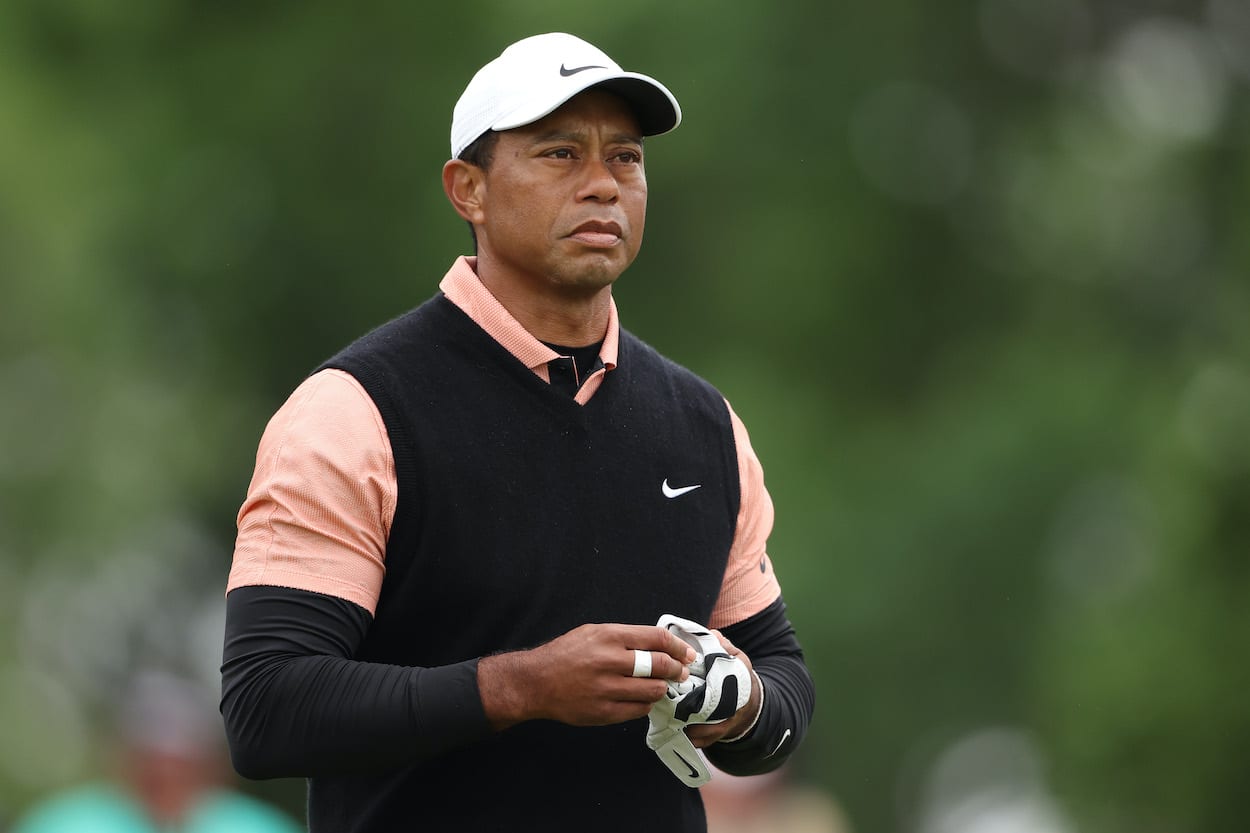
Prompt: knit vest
<box><xmin>313</xmin><ymin>294</ymin><xmax>740</xmax><ymax>832</ymax></box>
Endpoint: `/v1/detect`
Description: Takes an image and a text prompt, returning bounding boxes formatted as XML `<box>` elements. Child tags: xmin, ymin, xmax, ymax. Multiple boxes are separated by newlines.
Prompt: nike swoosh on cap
<box><xmin>560</xmin><ymin>63</ymin><xmax>605</xmax><ymax>76</ymax></box>
<box><xmin>662</xmin><ymin>479</ymin><xmax>702</xmax><ymax>499</ymax></box>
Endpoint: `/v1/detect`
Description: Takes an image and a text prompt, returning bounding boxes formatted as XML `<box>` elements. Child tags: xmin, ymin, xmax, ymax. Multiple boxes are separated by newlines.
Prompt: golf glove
<box><xmin>645</xmin><ymin>615</ymin><xmax>752</xmax><ymax>787</ymax></box>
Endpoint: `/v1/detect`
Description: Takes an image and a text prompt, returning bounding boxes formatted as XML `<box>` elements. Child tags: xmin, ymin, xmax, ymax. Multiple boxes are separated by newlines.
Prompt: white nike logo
<box><xmin>661</xmin><ymin>479</ymin><xmax>702</xmax><ymax>499</ymax></box>
<box><xmin>767</xmin><ymin>728</ymin><xmax>792</xmax><ymax>758</ymax></box>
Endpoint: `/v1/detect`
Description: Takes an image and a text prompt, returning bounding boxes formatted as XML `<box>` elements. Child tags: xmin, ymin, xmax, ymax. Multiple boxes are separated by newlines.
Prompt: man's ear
<box><xmin>442</xmin><ymin>159</ymin><xmax>487</xmax><ymax>226</ymax></box>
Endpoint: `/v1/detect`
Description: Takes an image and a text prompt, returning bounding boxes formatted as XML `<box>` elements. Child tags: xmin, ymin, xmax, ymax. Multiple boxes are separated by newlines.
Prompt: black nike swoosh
<box><xmin>673</xmin><ymin>750</ymin><xmax>699</xmax><ymax>779</ymax></box>
<box><xmin>560</xmin><ymin>63</ymin><xmax>605</xmax><ymax>76</ymax></box>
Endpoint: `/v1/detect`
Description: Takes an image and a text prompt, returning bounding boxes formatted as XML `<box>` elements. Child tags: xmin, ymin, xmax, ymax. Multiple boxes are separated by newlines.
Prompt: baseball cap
<box><xmin>450</xmin><ymin>32</ymin><xmax>682</xmax><ymax>159</ymax></box>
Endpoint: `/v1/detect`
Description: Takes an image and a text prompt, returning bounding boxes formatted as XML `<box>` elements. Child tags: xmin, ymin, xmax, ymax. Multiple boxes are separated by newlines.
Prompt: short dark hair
<box><xmin>457</xmin><ymin>131</ymin><xmax>500</xmax><ymax>252</ymax></box>
<box><xmin>459</xmin><ymin>130</ymin><xmax>499</xmax><ymax>170</ymax></box>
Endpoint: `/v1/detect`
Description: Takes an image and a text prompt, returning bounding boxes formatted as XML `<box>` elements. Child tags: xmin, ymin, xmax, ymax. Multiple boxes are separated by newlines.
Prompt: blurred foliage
<box><xmin>2</xmin><ymin>1</ymin><xmax>1248</xmax><ymax>832</ymax></box>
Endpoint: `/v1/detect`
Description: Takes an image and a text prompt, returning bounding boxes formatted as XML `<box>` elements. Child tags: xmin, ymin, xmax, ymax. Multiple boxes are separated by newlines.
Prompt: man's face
<box><xmin>474</xmin><ymin>89</ymin><xmax>647</xmax><ymax>297</ymax></box>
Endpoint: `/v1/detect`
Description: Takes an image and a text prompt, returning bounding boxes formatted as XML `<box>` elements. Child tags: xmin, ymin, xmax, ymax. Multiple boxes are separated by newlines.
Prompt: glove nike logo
<box><xmin>662</xmin><ymin>479</ymin><xmax>702</xmax><ymax>499</ymax></box>
<box><xmin>673</xmin><ymin>749</ymin><xmax>700</xmax><ymax>779</ymax></box>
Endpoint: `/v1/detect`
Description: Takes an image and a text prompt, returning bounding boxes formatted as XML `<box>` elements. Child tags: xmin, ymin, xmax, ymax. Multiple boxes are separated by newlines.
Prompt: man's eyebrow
<box><xmin>527</xmin><ymin>130</ymin><xmax>644</xmax><ymax>146</ymax></box>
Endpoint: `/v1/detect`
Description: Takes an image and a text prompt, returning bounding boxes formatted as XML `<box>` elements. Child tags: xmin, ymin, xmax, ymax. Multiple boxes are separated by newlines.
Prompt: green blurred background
<box><xmin>2</xmin><ymin>1</ymin><xmax>1249</xmax><ymax>831</ymax></box>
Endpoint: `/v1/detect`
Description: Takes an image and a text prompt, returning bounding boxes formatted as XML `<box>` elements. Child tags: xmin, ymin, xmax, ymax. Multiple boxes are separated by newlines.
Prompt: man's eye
<box><xmin>548</xmin><ymin>148</ymin><xmax>575</xmax><ymax>159</ymax></box>
<box><xmin>613</xmin><ymin>151</ymin><xmax>642</xmax><ymax>164</ymax></box>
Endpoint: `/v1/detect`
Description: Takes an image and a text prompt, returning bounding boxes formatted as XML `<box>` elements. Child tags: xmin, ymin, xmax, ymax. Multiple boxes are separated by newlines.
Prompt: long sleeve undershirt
<box><xmin>220</xmin><ymin>586</ymin><xmax>813</xmax><ymax>779</ymax></box>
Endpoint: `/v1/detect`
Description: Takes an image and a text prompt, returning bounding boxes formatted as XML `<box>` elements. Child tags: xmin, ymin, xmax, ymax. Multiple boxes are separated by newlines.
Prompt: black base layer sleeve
<box><xmin>703</xmin><ymin>596</ymin><xmax>816</xmax><ymax>776</ymax></box>
<box><xmin>220</xmin><ymin>585</ymin><xmax>493</xmax><ymax>779</ymax></box>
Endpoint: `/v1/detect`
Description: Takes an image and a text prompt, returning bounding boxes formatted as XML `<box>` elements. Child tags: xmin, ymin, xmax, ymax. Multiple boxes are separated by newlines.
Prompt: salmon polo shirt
<box><xmin>228</xmin><ymin>256</ymin><xmax>781</xmax><ymax>629</ymax></box>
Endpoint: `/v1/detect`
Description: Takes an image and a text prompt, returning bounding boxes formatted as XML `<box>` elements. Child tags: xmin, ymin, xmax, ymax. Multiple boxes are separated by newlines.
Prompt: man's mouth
<box><xmin>568</xmin><ymin>220</ymin><xmax>623</xmax><ymax>247</ymax></box>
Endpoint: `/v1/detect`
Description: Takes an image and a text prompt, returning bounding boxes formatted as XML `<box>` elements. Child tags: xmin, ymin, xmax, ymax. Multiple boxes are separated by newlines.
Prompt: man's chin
<box><xmin>551</xmin><ymin>255</ymin><xmax>631</xmax><ymax>294</ymax></box>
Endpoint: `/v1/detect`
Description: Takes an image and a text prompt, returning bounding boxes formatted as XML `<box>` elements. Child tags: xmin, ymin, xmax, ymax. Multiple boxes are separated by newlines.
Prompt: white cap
<box><xmin>450</xmin><ymin>32</ymin><xmax>682</xmax><ymax>159</ymax></box>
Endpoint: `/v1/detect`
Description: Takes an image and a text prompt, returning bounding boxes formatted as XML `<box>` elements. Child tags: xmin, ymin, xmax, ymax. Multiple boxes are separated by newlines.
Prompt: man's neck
<box><xmin>473</xmin><ymin>258</ymin><xmax>613</xmax><ymax>347</ymax></box>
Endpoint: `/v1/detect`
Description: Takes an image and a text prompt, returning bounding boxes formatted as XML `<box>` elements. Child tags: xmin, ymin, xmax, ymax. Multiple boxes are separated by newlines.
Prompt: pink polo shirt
<box><xmin>228</xmin><ymin>257</ymin><xmax>781</xmax><ymax>629</ymax></box>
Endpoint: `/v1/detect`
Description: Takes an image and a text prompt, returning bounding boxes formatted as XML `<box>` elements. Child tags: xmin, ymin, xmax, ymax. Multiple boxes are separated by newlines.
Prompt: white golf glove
<box><xmin>645</xmin><ymin>615</ymin><xmax>752</xmax><ymax>787</ymax></box>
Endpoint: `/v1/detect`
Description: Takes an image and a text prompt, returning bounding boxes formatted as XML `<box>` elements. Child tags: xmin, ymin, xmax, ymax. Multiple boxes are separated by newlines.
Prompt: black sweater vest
<box><xmin>315</xmin><ymin>294</ymin><xmax>740</xmax><ymax>831</ymax></box>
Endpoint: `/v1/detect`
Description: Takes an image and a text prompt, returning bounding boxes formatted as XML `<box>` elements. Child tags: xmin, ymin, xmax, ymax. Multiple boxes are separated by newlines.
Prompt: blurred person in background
<box><xmin>220</xmin><ymin>31</ymin><xmax>814</xmax><ymax>833</ymax></box>
<box><xmin>9</xmin><ymin>671</ymin><xmax>301</xmax><ymax>833</ymax></box>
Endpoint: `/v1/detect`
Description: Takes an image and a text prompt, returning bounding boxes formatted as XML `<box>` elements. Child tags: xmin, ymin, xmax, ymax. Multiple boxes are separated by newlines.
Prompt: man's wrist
<box><xmin>477</xmin><ymin>651</ymin><xmax>534</xmax><ymax>730</ymax></box>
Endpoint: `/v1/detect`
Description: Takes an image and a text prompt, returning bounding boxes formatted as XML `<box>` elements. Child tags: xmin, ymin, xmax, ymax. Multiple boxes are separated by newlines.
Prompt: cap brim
<box><xmin>492</xmin><ymin>70</ymin><xmax>681</xmax><ymax>138</ymax></box>
<box><xmin>594</xmin><ymin>75</ymin><xmax>682</xmax><ymax>137</ymax></box>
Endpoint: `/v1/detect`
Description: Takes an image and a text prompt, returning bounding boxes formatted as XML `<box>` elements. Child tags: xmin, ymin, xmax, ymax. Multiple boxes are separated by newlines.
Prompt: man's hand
<box><xmin>685</xmin><ymin>630</ymin><xmax>761</xmax><ymax>748</ymax></box>
<box><xmin>477</xmin><ymin>624</ymin><xmax>696</xmax><ymax>730</ymax></box>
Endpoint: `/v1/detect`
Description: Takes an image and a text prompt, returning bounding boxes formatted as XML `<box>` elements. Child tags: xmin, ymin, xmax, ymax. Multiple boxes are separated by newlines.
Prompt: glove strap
<box><xmin>651</xmin><ymin>730</ymin><xmax>711</xmax><ymax>788</ymax></box>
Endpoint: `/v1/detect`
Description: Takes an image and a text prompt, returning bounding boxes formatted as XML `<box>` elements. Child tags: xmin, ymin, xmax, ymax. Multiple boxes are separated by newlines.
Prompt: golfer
<box><xmin>221</xmin><ymin>32</ymin><xmax>815</xmax><ymax>833</ymax></box>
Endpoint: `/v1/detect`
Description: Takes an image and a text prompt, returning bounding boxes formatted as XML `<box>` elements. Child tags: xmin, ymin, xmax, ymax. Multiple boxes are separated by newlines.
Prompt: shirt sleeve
<box><xmin>709</xmin><ymin>401</ymin><xmax>782</xmax><ymax>629</ymax></box>
<box><xmin>227</xmin><ymin>369</ymin><xmax>396</xmax><ymax>614</ymax></box>
<box><xmin>221</xmin><ymin>584</ymin><xmax>491</xmax><ymax>779</ymax></box>
<box><xmin>704</xmin><ymin>597</ymin><xmax>816</xmax><ymax>776</ymax></box>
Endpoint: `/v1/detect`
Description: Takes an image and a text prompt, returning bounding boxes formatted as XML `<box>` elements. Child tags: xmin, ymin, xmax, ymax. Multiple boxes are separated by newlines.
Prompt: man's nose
<box><xmin>577</xmin><ymin>157</ymin><xmax>620</xmax><ymax>202</ymax></box>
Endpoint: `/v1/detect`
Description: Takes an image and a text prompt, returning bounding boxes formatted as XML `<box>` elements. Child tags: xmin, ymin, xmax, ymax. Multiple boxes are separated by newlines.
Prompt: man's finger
<box><xmin>711</xmin><ymin>629</ymin><xmax>740</xmax><ymax>655</ymax></box>
<box><xmin>618</xmin><ymin>624</ymin><xmax>697</xmax><ymax>664</ymax></box>
<box><xmin>605</xmin><ymin>677</ymin><xmax>669</xmax><ymax>704</ymax></box>
<box><xmin>686</xmin><ymin>723</ymin><xmax>729</xmax><ymax>748</ymax></box>
<box><xmin>625</xmin><ymin>649</ymin><xmax>689</xmax><ymax>682</ymax></box>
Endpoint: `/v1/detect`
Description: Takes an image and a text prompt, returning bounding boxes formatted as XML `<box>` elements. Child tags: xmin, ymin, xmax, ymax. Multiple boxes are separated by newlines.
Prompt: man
<box><xmin>221</xmin><ymin>32</ymin><xmax>815</xmax><ymax>832</ymax></box>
